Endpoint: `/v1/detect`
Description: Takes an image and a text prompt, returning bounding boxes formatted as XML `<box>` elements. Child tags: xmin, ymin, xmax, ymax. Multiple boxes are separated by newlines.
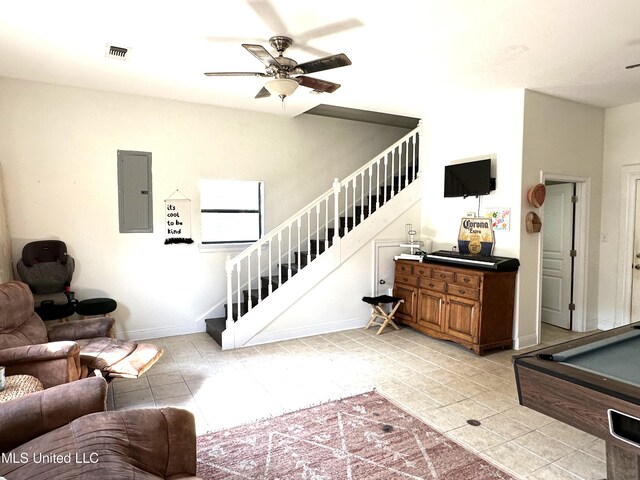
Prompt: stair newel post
<box><xmin>225</xmin><ymin>255</ymin><xmax>234</xmax><ymax>329</ymax></box>
<box><xmin>332</xmin><ymin>178</ymin><xmax>340</xmax><ymax>245</ymax></box>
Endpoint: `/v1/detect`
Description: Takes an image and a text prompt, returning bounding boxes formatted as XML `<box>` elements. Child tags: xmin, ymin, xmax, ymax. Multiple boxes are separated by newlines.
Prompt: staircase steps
<box><xmin>205</xmin><ymin>317</ymin><xmax>225</xmax><ymax>345</ymax></box>
<box><xmin>206</xmin><ymin>154</ymin><xmax>420</xmax><ymax>347</ymax></box>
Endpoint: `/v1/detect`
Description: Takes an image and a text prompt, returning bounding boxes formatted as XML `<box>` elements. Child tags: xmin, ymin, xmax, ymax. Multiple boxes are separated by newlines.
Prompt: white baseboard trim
<box><xmin>596</xmin><ymin>320</ymin><xmax>617</xmax><ymax>331</ymax></box>
<box><xmin>116</xmin><ymin>322</ymin><xmax>203</xmax><ymax>341</ymax></box>
<box><xmin>244</xmin><ymin>316</ymin><xmax>370</xmax><ymax>347</ymax></box>
<box><xmin>513</xmin><ymin>332</ymin><xmax>538</xmax><ymax>351</ymax></box>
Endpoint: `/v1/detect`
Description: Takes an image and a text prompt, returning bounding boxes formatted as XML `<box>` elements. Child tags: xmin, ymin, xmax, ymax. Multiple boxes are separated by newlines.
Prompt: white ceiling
<box><xmin>2</xmin><ymin>0</ymin><xmax>640</xmax><ymax>118</ymax></box>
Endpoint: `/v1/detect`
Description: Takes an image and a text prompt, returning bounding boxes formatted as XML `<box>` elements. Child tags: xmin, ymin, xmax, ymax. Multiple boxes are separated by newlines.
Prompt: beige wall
<box><xmin>419</xmin><ymin>89</ymin><xmax>604</xmax><ymax>348</ymax></box>
<box><xmin>599</xmin><ymin>101</ymin><xmax>640</xmax><ymax>328</ymax></box>
<box><xmin>419</xmin><ymin>89</ymin><xmax>527</xmax><ymax>341</ymax></box>
<box><xmin>521</xmin><ymin>91</ymin><xmax>604</xmax><ymax>342</ymax></box>
<box><xmin>0</xmin><ymin>77</ymin><xmax>410</xmax><ymax>339</ymax></box>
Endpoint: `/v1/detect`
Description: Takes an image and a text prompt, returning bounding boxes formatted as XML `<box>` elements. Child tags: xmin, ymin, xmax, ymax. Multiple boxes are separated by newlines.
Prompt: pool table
<box><xmin>513</xmin><ymin>323</ymin><xmax>640</xmax><ymax>480</ymax></box>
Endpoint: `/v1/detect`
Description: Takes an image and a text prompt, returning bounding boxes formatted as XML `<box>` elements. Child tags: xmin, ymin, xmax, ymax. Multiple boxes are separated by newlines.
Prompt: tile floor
<box><xmin>109</xmin><ymin>324</ymin><xmax>606</xmax><ymax>480</ymax></box>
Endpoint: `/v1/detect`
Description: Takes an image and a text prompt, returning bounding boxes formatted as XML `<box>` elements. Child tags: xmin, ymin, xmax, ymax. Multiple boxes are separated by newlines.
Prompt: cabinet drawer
<box><xmin>413</xmin><ymin>265</ymin><xmax>431</xmax><ymax>277</ymax></box>
<box><xmin>453</xmin><ymin>273</ymin><xmax>481</xmax><ymax>288</ymax></box>
<box><xmin>432</xmin><ymin>269</ymin><xmax>455</xmax><ymax>283</ymax></box>
<box><xmin>420</xmin><ymin>278</ymin><xmax>446</xmax><ymax>293</ymax></box>
<box><xmin>448</xmin><ymin>285</ymin><xmax>480</xmax><ymax>300</ymax></box>
<box><xmin>396</xmin><ymin>274</ymin><xmax>419</xmax><ymax>287</ymax></box>
<box><xmin>396</xmin><ymin>263</ymin><xmax>413</xmax><ymax>274</ymax></box>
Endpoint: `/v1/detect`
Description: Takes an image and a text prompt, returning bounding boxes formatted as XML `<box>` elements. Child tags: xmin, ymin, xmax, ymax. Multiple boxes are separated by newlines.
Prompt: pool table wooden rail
<box><xmin>514</xmin><ymin>324</ymin><xmax>640</xmax><ymax>479</ymax></box>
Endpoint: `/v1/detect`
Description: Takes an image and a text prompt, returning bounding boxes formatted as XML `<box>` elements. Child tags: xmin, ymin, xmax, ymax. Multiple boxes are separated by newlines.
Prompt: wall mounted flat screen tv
<box><xmin>444</xmin><ymin>159</ymin><xmax>494</xmax><ymax>198</ymax></box>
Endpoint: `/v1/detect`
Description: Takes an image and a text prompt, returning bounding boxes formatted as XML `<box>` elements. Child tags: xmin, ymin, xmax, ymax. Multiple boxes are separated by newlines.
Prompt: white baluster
<box><xmin>268</xmin><ymin>239</ymin><xmax>272</xmax><ymax>295</ymax></box>
<box><xmin>225</xmin><ymin>255</ymin><xmax>233</xmax><ymax>328</ymax></box>
<box><xmin>352</xmin><ymin>178</ymin><xmax>356</xmax><ymax>228</ymax></box>
<box><xmin>324</xmin><ymin>198</ymin><xmax>329</xmax><ymax>251</ymax></box>
<box><xmin>391</xmin><ymin>150</ymin><xmax>396</xmax><ymax>198</ymax></box>
<box><xmin>368</xmin><ymin>165</ymin><xmax>373</xmax><ymax>218</ymax></box>
<box><xmin>360</xmin><ymin>172</ymin><xmax>365</xmax><ymax>223</ymax></box>
<box><xmin>257</xmin><ymin>247</ymin><xmax>262</xmax><ymax>304</ymax></box>
<box><xmin>315</xmin><ymin>206</ymin><xmax>319</xmax><ymax>262</ymax></box>
<box><xmin>333</xmin><ymin>178</ymin><xmax>340</xmax><ymax>244</ymax></box>
<box><xmin>297</xmin><ymin>217</ymin><xmax>301</xmax><ymax>273</ymax></box>
<box><xmin>247</xmin><ymin>254</ymin><xmax>252</xmax><ymax>311</ymax></box>
<box><xmin>278</xmin><ymin>231</ymin><xmax>282</xmax><ymax>288</ymax></box>
<box><xmin>404</xmin><ymin>141</ymin><xmax>409</xmax><ymax>188</ymax></box>
<box><xmin>376</xmin><ymin>159</ymin><xmax>381</xmax><ymax>210</ymax></box>
<box><xmin>383</xmin><ymin>155</ymin><xmax>388</xmax><ymax>204</ymax></box>
<box><xmin>287</xmin><ymin>224</ymin><xmax>292</xmax><ymax>282</ymax></box>
<box><xmin>415</xmin><ymin>126</ymin><xmax>421</xmax><ymax>177</ymax></box>
<box><xmin>236</xmin><ymin>261</ymin><xmax>241</xmax><ymax>321</ymax></box>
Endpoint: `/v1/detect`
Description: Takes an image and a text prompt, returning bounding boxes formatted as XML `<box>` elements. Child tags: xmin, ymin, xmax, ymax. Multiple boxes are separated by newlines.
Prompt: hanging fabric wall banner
<box><xmin>164</xmin><ymin>190</ymin><xmax>193</xmax><ymax>244</ymax></box>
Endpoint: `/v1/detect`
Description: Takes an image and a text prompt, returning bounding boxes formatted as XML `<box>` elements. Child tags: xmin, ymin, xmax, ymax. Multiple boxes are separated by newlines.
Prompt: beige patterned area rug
<box><xmin>197</xmin><ymin>390</ymin><xmax>514</xmax><ymax>479</ymax></box>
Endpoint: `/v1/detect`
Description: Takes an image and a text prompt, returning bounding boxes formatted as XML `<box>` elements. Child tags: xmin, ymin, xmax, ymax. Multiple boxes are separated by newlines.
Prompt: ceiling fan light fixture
<box><xmin>265</xmin><ymin>78</ymin><xmax>299</xmax><ymax>98</ymax></box>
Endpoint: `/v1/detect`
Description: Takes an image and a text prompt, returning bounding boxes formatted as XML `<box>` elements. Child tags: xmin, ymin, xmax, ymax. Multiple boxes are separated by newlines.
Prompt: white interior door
<box><xmin>373</xmin><ymin>241</ymin><xmax>404</xmax><ymax>296</ymax></box>
<box><xmin>631</xmin><ymin>180</ymin><xmax>640</xmax><ymax>322</ymax></box>
<box><xmin>541</xmin><ymin>183</ymin><xmax>574</xmax><ymax>329</ymax></box>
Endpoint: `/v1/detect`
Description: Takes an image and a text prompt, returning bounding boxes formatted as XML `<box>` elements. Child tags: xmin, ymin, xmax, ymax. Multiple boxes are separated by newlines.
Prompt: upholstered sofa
<box><xmin>0</xmin><ymin>377</ymin><xmax>200</xmax><ymax>479</ymax></box>
<box><xmin>0</xmin><ymin>281</ymin><xmax>163</xmax><ymax>387</ymax></box>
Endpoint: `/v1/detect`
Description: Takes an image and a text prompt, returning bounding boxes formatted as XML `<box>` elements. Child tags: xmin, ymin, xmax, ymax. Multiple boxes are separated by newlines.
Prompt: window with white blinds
<box><xmin>200</xmin><ymin>179</ymin><xmax>264</xmax><ymax>244</ymax></box>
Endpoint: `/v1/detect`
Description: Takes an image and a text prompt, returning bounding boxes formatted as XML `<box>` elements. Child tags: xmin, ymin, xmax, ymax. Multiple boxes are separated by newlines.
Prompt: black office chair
<box><xmin>16</xmin><ymin>240</ymin><xmax>76</xmax><ymax>320</ymax></box>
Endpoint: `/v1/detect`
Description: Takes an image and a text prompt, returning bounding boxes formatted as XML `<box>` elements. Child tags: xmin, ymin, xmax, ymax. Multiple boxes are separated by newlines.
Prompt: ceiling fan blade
<box><xmin>297</xmin><ymin>76</ymin><xmax>341</xmax><ymax>94</ymax></box>
<box><xmin>255</xmin><ymin>86</ymin><xmax>271</xmax><ymax>98</ymax></box>
<box><xmin>297</xmin><ymin>19</ymin><xmax>363</xmax><ymax>43</ymax></box>
<box><xmin>204</xmin><ymin>72</ymin><xmax>270</xmax><ymax>77</ymax></box>
<box><xmin>242</xmin><ymin>43</ymin><xmax>279</xmax><ymax>68</ymax></box>
<box><xmin>626</xmin><ymin>63</ymin><xmax>640</xmax><ymax>69</ymax></box>
<box><xmin>247</xmin><ymin>0</ymin><xmax>288</xmax><ymax>36</ymax></box>
<box><xmin>295</xmin><ymin>53</ymin><xmax>352</xmax><ymax>74</ymax></box>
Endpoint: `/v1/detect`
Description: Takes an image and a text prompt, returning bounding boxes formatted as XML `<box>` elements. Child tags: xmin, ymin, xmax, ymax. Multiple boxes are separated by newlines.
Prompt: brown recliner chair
<box><xmin>0</xmin><ymin>377</ymin><xmax>200</xmax><ymax>479</ymax></box>
<box><xmin>0</xmin><ymin>281</ymin><xmax>163</xmax><ymax>387</ymax></box>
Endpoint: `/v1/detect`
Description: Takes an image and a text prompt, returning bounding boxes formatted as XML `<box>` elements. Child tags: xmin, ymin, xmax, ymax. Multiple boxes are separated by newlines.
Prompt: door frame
<box><xmin>536</xmin><ymin>173</ymin><xmax>590</xmax><ymax>340</ymax></box>
<box><xmin>614</xmin><ymin>165</ymin><xmax>640</xmax><ymax>328</ymax></box>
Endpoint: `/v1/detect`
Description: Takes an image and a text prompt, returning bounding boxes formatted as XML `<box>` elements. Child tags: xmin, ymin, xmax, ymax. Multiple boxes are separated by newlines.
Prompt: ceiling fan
<box><xmin>204</xmin><ymin>35</ymin><xmax>352</xmax><ymax>102</ymax></box>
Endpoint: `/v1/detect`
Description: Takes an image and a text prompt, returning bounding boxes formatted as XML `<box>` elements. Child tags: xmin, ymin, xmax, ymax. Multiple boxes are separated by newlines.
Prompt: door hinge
<box><xmin>568</xmin><ymin>303</ymin><xmax>576</xmax><ymax>311</ymax></box>
<box><xmin>570</xmin><ymin>249</ymin><xmax>577</xmax><ymax>257</ymax></box>
<box><xmin>571</xmin><ymin>195</ymin><xmax>578</xmax><ymax>203</ymax></box>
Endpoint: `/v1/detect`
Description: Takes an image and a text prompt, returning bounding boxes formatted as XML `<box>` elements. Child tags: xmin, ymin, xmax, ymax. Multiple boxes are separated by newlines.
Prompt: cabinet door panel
<box><xmin>417</xmin><ymin>289</ymin><xmax>446</xmax><ymax>331</ymax></box>
<box><xmin>445</xmin><ymin>296</ymin><xmax>479</xmax><ymax>342</ymax></box>
<box><xmin>393</xmin><ymin>284</ymin><xmax>417</xmax><ymax>322</ymax></box>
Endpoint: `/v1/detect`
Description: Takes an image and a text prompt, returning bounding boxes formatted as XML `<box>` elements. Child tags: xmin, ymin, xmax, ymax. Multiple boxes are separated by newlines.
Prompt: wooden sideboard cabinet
<box><xmin>393</xmin><ymin>259</ymin><xmax>517</xmax><ymax>355</ymax></box>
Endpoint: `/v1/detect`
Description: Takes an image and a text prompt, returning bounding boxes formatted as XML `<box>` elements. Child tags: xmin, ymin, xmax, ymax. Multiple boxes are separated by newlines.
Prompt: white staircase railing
<box><xmin>224</xmin><ymin>125</ymin><xmax>420</xmax><ymax>329</ymax></box>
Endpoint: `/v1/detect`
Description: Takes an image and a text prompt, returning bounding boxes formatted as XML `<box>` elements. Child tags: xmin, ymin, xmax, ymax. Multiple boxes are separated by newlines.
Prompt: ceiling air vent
<box><xmin>105</xmin><ymin>45</ymin><xmax>129</xmax><ymax>60</ymax></box>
